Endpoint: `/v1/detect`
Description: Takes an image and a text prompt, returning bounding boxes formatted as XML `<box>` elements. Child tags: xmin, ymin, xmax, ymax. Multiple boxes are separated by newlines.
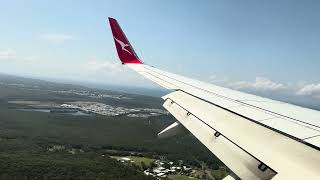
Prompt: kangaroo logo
<box><xmin>114</xmin><ymin>37</ymin><xmax>132</xmax><ymax>55</ymax></box>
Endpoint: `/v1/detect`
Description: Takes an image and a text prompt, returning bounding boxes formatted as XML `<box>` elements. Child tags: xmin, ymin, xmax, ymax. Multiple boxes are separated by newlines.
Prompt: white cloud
<box><xmin>0</xmin><ymin>49</ymin><xmax>39</xmax><ymax>65</ymax></box>
<box><xmin>208</xmin><ymin>74</ymin><xmax>229</xmax><ymax>84</ymax></box>
<box><xmin>228</xmin><ymin>77</ymin><xmax>285</xmax><ymax>91</ymax></box>
<box><xmin>296</xmin><ymin>84</ymin><xmax>320</xmax><ymax>96</ymax></box>
<box><xmin>0</xmin><ymin>52</ymin><xmax>154</xmax><ymax>87</ymax></box>
<box><xmin>37</xmin><ymin>57</ymin><xmax>154</xmax><ymax>87</ymax></box>
<box><xmin>0</xmin><ymin>49</ymin><xmax>16</xmax><ymax>59</ymax></box>
<box><xmin>40</xmin><ymin>33</ymin><xmax>74</xmax><ymax>43</ymax></box>
<box><xmin>84</xmin><ymin>59</ymin><xmax>123</xmax><ymax>74</ymax></box>
<box><xmin>208</xmin><ymin>75</ymin><xmax>320</xmax><ymax>102</ymax></box>
<box><xmin>209</xmin><ymin>75</ymin><xmax>217</xmax><ymax>80</ymax></box>
<box><xmin>19</xmin><ymin>56</ymin><xmax>39</xmax><ymax>64</ymax></box>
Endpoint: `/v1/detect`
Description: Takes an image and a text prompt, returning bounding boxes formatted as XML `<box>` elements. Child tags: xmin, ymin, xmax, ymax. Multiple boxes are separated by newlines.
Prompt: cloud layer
<box><xmin>0</xmin><ymin>49</ymin><xmax>16</xmax><ymax>59</ymax></box>
<box><xmin>209</xmin><ymin>75</ymin><xmax>320</xmax><ymax>102</ymax></box>
<box><xmin>296</xmin><ymin>84</ymin><xmax>320</xmax><ymax>97</ymax></box>
<box><xmin>1</xmin><ymin>46</ymin><xmax>319</xmax><ymax>102</ymax></box>
<box><xmin>230</xmin><ymin>77</ymin><xmax>285</xmax><ymax>91</ymax></box>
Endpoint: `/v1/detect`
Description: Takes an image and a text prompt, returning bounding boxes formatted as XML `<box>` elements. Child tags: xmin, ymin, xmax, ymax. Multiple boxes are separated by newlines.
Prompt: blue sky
<box><xmin>1</xmin><ymin>0</ymin><xmax>320</xmax><ymax>103</ymax></box>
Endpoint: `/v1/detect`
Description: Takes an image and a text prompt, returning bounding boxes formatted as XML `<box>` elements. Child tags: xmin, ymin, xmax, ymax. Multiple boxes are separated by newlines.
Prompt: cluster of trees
<box><xmin>0</xmin><ymin>77</ymin><xmax>228</xmax><ymax>179</ymax></box>
<box><xmin>0</xmin><ymin>152</ymin><xmax>154</xmax><ymax>180</ymax></box>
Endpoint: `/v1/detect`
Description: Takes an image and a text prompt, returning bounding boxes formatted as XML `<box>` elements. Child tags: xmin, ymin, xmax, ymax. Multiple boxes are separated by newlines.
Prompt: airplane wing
<box><xmin>108</xmin><ymin>17</ymin><xmax>320</xmax><ymax>180</ymax></box>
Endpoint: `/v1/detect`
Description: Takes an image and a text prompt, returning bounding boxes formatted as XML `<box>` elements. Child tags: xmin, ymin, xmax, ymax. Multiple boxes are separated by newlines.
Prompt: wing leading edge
<box><xmin>107</xmin><ymin>17</ymin><xmax>320</xmax><ymax>180</ymax></box>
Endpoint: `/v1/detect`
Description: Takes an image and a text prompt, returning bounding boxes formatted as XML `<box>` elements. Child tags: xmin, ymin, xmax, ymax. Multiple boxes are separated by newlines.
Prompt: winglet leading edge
<box><xmin>108</xmin><ymin>17</ymin><xmax>143</xmax><ymax>64</ymax></box>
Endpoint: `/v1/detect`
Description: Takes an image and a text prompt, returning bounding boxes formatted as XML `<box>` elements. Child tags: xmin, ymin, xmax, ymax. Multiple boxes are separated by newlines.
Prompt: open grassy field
<box><xmin>111</xmin><ymin>156</ymin><xmax>156</xmax><ymax>167</ymax></box>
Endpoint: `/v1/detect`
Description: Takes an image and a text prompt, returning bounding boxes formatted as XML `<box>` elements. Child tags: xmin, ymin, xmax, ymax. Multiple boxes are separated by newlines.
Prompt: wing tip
<box><xmin>108</xmin><ymin>17</ymin><xmax>115</xmax><ymax>22</ymax></box>
<box><xmin>107</xmin><ymin>17</ymin><xmax>143</xmax><ymax>65</ymax></box>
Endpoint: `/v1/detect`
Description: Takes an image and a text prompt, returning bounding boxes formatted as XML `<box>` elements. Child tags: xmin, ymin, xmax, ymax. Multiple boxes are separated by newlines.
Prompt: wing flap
<box><xmin>163</xmin><ymin>90</ymin><xmax>320</xmax><ymax>179</ymax></box>
<box><xmin>163</xmin><ymin>97</ymin><xmax>277</xmax><ymax>179</ymax></box>
<box><xmin>157</xmin><ymin>121</ymin><xmax>188</xmax><ymax>139</ymax></box>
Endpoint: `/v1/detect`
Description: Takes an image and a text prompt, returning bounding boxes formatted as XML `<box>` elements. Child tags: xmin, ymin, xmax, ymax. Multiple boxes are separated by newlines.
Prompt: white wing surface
<box><xmin>108</xmin><ymin>17</ymin><xmax>320</xmax><ymax>180</ymax></box>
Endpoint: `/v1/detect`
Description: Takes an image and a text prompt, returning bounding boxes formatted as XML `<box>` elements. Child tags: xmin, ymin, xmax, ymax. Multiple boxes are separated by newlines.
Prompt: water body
<box><xmin>66</xmin><ymin>111</ymin><xmax>90</xmax><ymax>116</ymax></box>
<box><xmin>18</xmin><ymin>109</ymin><xmax>50</xmax><ymax>113</ymax></box>
<box><xmin>17</xmin><ymin>108</ymin><xmax>91</xmax><ymax>116</ymax></box>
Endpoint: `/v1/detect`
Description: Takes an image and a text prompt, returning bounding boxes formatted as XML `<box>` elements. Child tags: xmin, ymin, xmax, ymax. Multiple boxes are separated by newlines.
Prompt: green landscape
<box><xmin>0</xmin><ymin>74</ymin><xmax>228</xmax><ymax>180</ymax></box>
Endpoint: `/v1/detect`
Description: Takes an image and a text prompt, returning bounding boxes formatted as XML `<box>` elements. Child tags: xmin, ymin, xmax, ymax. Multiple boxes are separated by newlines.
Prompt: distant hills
<box><xmin>0</xmin><ymin>73</ymin><xmax>168</xmax><ymax>97</ymax></box>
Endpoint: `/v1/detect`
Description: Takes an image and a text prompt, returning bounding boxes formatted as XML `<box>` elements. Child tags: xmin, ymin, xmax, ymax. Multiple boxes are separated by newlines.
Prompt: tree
<box><xmin>141</xmin><ymin>162</ymin><xmax>147</xmax><ymax>171</ymax></box>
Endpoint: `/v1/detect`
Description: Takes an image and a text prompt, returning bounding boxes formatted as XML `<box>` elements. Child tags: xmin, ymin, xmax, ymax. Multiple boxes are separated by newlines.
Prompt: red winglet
<box><xmin>108</xmin><ymin>17</ymin><xmax>143</xmax><ymax>64</ymax></box>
